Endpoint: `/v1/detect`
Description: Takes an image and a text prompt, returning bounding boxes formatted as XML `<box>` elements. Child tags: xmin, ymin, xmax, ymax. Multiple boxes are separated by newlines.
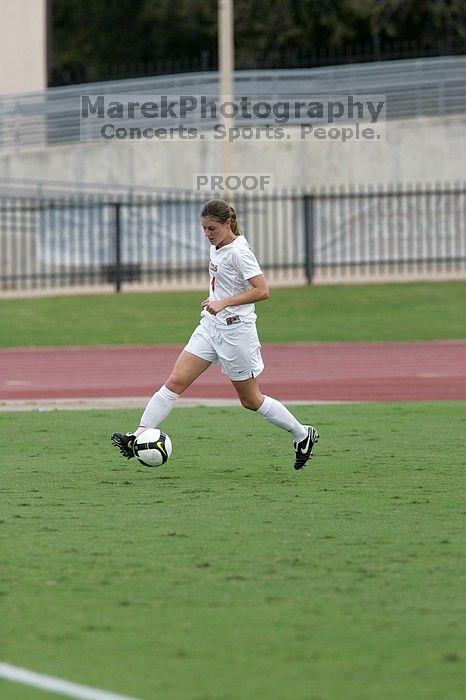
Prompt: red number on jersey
<box><xmin>211</xmin><ymin>275</ymin><xmax>216</xmax><ymax>292</ymax></box>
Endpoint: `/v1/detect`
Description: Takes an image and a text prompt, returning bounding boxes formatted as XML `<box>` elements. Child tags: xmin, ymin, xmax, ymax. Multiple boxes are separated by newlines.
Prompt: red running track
<box><xmin>1</xmin><ymin>341</ymin><xmax>465</xmax><ymax>403</ymax></box>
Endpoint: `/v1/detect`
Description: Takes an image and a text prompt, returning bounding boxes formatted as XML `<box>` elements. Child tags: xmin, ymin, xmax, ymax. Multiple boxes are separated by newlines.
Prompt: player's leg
<box><xmin>231</xmin><ymin>377</ymin><xmax>319</xmax><ymax>469</ymax></box>
<box><xmin>218</xmin><ymin>323</ymin><xmax>311</xmax><ymax>445</ymax></box>
<box><xmin>111</xmin><ymin>351</ymin><xmax>211</xmax><ymax>459</ymax></box>
<box><xmin>112</xmin><ymin>323</ymin><xmax>216</xmax><ymax>459</ymax></box>
<box><xmin>231</xmin><ymin>376</ymin><xmax>307</xmax><ymax>439</ymax></box>
<box><xmin>165</xmin><ymin>350</ymin><xmax>212</xmax><ymax>393</ymax></box>
<box><xmin>137</xmin><ymin>350</ymin><xmax>212</xmax><ymax>432</ymax></box>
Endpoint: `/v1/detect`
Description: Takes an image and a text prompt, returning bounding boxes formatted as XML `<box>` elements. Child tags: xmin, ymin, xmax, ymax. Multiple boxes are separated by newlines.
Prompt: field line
<box><xmin>0</xmin><ymin>662</ymin><xmax>140</xmax><ymax>700</ymax></box>
<box><xmin>0</xmin><ymin>397</ymin><xmax>359</xmax><ymax>412</ymax></box>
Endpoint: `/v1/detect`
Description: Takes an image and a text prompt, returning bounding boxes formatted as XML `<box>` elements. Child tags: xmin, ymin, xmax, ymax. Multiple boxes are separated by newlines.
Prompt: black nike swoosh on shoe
<box><xmin>299</xmin><ymin>432</ymin><xmax>311</xmax><ymax>454</ymax></box>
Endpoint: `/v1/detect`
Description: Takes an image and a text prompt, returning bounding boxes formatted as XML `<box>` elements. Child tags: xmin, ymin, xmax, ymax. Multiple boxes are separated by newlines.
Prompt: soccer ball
<box><xmin>133</xmin><ymin>429</ymin><xmax>172</xmax><ymax>468</ymax></box>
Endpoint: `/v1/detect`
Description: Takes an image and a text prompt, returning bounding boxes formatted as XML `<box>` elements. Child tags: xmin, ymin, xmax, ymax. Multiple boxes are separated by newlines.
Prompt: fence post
<box><xmin>114</xmin><ymin>202</ymin><xmax>122</xmax><ymax>293</ymax></box>
<box><xmin>303</xmin><ymin>194</ymin><xmax>315</xmax><ymax>284</ymax></box>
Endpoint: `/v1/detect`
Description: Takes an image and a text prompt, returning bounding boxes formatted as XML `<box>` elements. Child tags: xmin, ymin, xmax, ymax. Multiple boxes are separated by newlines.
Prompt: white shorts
<box><xmin>184</xmin><ymin>317</ymin><xmax>264</xmax><ymax>381</ymax></box>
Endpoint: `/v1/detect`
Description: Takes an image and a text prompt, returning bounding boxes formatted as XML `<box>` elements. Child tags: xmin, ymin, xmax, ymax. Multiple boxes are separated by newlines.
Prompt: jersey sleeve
<box><xmin>232</xmin><ymin>242</ymin><xmax>263</xmax><ymax>281</ymax></box>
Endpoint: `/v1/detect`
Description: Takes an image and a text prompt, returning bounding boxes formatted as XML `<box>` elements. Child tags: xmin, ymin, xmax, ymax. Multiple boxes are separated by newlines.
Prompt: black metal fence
<box><xmin>1</xmin><ymin>184</ymin><xmax>465</xmax><ymax>293</ymax></box>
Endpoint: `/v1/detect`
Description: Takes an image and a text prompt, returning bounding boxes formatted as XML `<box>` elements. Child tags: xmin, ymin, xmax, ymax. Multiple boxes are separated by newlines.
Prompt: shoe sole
<box><xmin>111</xmin><ymin>433</ymin><xmax>135</xmax><ymax>459</ymax></box>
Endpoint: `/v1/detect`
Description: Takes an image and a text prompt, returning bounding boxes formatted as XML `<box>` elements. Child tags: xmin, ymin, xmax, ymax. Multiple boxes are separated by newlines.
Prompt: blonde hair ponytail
<box><xmin>201</xmin><ymin>199</ymin><xmax>242</xmax><ymax>235</ymax></box>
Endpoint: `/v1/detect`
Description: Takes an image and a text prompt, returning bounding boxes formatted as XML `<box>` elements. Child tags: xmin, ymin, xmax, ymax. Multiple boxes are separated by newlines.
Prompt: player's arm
<box><xmin>202</xmin><ymin>274</ymin><xmax>269</xmax><ymax>315</ymax></box>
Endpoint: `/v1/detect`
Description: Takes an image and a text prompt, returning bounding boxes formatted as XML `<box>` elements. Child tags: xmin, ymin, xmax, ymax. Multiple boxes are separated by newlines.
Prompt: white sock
<box><xmin>134</xmin><ymin>384</ymin><xmax>179</xmax><ymax>436</ymax></box>
<box><xmin>256</xmin><ymin>395</ymin><xmax>308</xmax><ymax>443</ymax></box>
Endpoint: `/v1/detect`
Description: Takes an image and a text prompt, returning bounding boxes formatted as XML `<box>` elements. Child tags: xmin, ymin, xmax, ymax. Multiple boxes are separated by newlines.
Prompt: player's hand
<box><xmin>201</xmin><ymin>299</ymin><xmax>225</xmax><ymax>315</ymax></box>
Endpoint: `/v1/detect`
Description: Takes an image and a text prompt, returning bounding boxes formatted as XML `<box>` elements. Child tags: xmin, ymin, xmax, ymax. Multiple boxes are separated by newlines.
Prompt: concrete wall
<box><xmin>0</xmin><ymin>114</ymin><xmax>465</xmax><ymax>188</ymax></box>
<box><xmin>0</xmin><ymin>0</ymin><xmax>47</xmax><ymax>94</ymax></box>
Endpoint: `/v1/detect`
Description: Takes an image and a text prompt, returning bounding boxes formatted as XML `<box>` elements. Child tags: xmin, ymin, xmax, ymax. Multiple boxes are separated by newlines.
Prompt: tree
<box><xmin>49</xmin><ymin>0</ymin><xmax>466</xmax><ymax>85</ymax></box>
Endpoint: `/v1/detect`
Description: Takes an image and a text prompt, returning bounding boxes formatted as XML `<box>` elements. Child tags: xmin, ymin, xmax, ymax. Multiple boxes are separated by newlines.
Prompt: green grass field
<box><xmin>1</xmin><ymin>281</ymin><xmax>465</xmax><ymax>697</ymax></box>
<box><xmin>1</xmin><ymin>402</ymin><xmax>465</xmax><ymax>700</ymax></box>
<box><xmin>1</xmin><ymin>281</ymin><xmax>465</xmax><ymax>347</ymax></box>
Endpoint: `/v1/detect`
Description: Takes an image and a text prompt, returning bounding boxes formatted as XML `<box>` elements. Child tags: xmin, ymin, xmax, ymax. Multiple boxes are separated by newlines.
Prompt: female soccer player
<box><xmin>112</xmin><ymin>199</ymin><xmax>319</xmax><ymax>470</ymax></box>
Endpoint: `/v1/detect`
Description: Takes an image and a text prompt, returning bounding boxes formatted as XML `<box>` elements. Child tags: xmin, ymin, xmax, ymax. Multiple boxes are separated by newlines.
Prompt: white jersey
<box><xmin>201</xmin><ymin>235</ymin><xmax>263</xmax><ymax>327</ymax></box>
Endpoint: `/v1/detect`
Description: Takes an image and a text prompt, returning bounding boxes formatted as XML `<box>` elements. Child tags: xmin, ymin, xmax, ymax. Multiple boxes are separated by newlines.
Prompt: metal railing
<box><xmin>1</xmin><ymin>183</ymin><xmax>465</xmax><ymax>293</ymax></box>
<box><xmin>1</xmin><ymin>56</ymin><xmax>466</xmax><ymax>150</ymax></box>
<box><xmin>49</xmin><ymin>39</ymin><xmax>466</xmax><ymax>86</ymax></box>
